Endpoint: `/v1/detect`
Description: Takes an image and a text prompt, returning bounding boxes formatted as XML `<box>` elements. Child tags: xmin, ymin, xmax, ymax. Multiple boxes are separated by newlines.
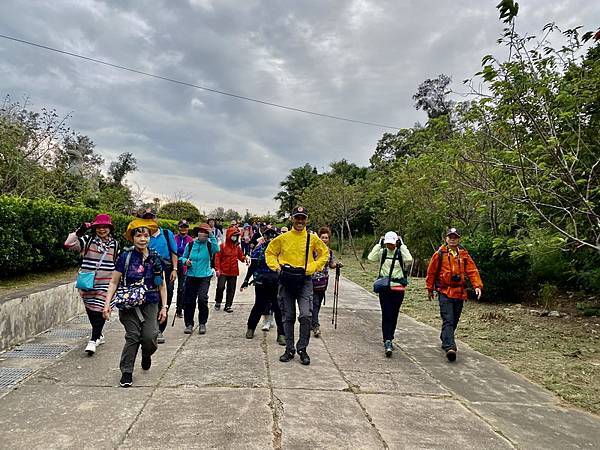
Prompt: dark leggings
<box><xmin>378</xmin><ymin>290</ymin><xmax>405</xmax><ymax>341</ymax></box>
<box><xmin>86</xmin><ymin>309</ymin><xmax>106</xmax><ymax>341</ymax></box>
<box><xmin>247</xmin><ymin>282</ymin><xmax>284</xmax><ymax>336</ymax></box>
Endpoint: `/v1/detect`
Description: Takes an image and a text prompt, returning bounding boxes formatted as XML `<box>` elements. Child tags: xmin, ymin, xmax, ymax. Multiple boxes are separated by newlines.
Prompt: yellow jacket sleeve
<box><xmin>265</xmin><ymin>237</ymin><xmax>282</xmax><ymax>272</ymax></box>
<box><xmin>306</xmin><ymin>234</ymin><xmax>330</xmax><ymax>275</ymax></box>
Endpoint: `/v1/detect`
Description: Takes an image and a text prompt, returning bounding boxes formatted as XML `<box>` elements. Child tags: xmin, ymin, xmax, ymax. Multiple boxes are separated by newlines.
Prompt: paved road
<box><xmin>0</xmin><ymin>266</ymin><xmax>599</xmax><ymax>449</ymax></box>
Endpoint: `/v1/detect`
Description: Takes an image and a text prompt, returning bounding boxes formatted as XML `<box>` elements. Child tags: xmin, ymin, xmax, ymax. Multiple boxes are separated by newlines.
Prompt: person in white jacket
<box><xmin>368</xmin><ymin>231</ymin><xmax>413</xmax><ymax>357</ymax></box>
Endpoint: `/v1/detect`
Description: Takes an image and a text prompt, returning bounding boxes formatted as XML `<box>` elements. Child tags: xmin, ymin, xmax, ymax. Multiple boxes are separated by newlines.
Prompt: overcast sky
<box><xmin>1</xmin><ymin>0</ymin><xmax>598</xmax><ymax>215</ymax></box>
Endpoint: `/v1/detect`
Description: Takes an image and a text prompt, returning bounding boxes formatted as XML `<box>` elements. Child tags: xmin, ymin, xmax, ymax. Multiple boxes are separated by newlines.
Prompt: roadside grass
<box><xmin>0</xmin><ymin>268</ymin><xmax>76</xmax><ymax>296</ymax></box>
<box><xmin>339</xmin><ymin>251</ymin><xmax>600</xmax><ymax>416</ymax></box>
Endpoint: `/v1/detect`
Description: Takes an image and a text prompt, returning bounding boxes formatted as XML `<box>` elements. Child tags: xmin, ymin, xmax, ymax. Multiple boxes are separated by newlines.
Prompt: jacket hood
<box><xmin>225</xmin><ymin>226</ymin><xmax>241</xmax><ymax>243</ymax></box>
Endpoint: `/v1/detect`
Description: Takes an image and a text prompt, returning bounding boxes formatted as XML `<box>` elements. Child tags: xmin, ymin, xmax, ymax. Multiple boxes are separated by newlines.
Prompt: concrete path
<box><xmin>0</xmin><ymin>266</ymin><xmax>599</xmax><ymax>449</ymax></box>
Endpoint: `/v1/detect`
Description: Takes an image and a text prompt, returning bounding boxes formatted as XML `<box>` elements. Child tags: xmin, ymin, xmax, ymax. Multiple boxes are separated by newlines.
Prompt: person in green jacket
<box><xmin>179</xmin><ymin>223</ymin><xmax>220</xmax><ymax>335</ymax></box>
<box><xmin>368</xmin><ymin>231</ymin><xmax>413</xmax><ymax>357</ymax></box>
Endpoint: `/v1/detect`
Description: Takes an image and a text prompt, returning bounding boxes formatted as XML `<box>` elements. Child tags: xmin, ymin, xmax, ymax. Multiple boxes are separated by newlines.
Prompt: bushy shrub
<box><xmin>462</xmin><ymin>234</ymin><xmax>531</xmax><ymax>301</ymax></box>
<box><xmin>0</xmin><ymin>196</ymin><xmax>178</xmax><ymax>277</ymax></box>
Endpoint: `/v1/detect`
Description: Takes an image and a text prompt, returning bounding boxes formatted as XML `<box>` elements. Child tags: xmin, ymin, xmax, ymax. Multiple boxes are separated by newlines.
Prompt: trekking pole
<box><xmin>332</xmin><ymin>265</ymin><xmax>341</xmax><ymax>329</ymax></box>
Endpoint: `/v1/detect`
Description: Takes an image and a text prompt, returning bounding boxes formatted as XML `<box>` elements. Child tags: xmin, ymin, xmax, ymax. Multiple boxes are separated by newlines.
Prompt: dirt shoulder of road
<box><xmin>0</xmin><ymin>268</ymin><xmax>76</xmax><ymax>298</ymax></box>
<box><xmin>339</xmin><ymin>252</ymin><xmax>600</xmax><ymax>416</ymax></box>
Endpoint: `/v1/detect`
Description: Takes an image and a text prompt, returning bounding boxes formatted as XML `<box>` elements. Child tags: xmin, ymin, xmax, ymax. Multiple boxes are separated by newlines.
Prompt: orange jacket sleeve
<box><xmin>214</xmin><ymin>244</ymin><xmax>224</xmax><ymax>272</ymax></box>
<box><xmin>237</xmin><ymin>246</ymin><xmax>245</xmax><ymax>263</ymax></box>
<box><xmin>425</xmin><ymin>251</ymin><xmax>440</xmax><ymax>292</ymax></box>
<box><xmin>465</xmin><ymin>253</ymin><xmax>483</xmax><ymax>289</ymax></box>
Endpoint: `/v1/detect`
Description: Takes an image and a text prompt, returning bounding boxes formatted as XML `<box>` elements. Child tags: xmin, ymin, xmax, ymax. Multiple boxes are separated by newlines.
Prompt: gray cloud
<box><xmin>1</xmin><ymin>0</ymin><xmax>598</xmax><ymax>214</ymax></box>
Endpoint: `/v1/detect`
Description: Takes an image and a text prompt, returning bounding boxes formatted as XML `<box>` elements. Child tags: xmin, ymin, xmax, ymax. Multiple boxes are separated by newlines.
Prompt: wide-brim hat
<box><xmin>192</xmin><ymin>223</ymin><xmax>212</xmax><ymax>236</ymax></box>
<box><xmin>124</xmin><ymin>218</ymin><xmax>158</xmax><ymax>242</ymax></box>
<box><xmin>90</xmin><ymin>214</ymin><xmax>114</xmax><ymax>232</ymax></box>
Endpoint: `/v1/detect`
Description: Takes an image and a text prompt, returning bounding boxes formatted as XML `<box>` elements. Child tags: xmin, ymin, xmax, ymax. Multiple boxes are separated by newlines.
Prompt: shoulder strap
<box><xmin>388</xmin><ymin>247</ymin><xmax>401</xmax><ymax>279</ymax></box>
<box><xmin>304</xmin><ymin>232</ymin><xmax>311</xmax><ymax>271</ymax></box>
<box><xmin>122</xmin><ymin>250</ymin><xmax>133</xmax><ymax>287</ymax></box>
<box><xmin>378</xmin><ymin>248</ymin><xmax>387</xmax><ymax>276</ymax></box>
<box><xmin>163</xmin><ymin>228</ymin><xmax>176</xmax><ymax>256</ymax></box>
<box><xmin>434</xmin><ymin>247</ymin><xmax>444</xmax><ymax>287</ymax></box>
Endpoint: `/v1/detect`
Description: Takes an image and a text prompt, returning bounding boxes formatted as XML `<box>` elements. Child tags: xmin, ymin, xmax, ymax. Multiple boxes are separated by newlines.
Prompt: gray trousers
<box><xmin>278</xmin><ymin>278</ymin><xmax>313</xmax><ymax>353</ymax></box>
<box><xmin>118</xmin><ymin>302</ymin><xmax>159</xmax><ymax>374</ymax></box>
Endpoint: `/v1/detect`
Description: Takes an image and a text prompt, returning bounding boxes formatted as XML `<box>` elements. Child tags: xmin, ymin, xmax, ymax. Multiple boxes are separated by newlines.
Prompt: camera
<box><xmin>451</xmin><ymin>274</ymin><xmax>461</xmax><ymax>282</ymax></box>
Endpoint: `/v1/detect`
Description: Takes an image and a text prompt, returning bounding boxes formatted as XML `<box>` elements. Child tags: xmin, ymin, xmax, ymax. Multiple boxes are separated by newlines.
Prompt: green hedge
<box><xmin>0</xmin><ymin>196</ymin><xmax>178</xmax><ymax>277</ymax></box>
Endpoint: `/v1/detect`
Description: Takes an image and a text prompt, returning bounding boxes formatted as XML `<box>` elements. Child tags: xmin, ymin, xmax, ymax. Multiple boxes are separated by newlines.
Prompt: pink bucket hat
<box><xmin>90</xmin><ymin>214</ymin><xmax>114</xmax><ymax>232</ymax></box>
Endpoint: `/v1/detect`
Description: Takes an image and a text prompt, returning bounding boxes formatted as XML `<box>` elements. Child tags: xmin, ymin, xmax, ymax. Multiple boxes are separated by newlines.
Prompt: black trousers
<box><xmin>247</xmin><ymin>282</ymin><xmax>284</xmax><ymax>336</ymax></box>
<box><xmin>183</xmin><ymin>276</ymin><xmax>212</xmax><ymax>326</ymax></box>
<box><xmin>215</xmin><ymin>275</ymin><xmax>237</xmax><ymax>308</ymax></box>
<box><xmin>378</xmin><ymin>290</ymin><xmax>405</xmax><ymax>341</ymax></box>
<box><xmin>86</xmin><ymin>308</ymin><xmax>105</xmax><ymax>341</ymax></box>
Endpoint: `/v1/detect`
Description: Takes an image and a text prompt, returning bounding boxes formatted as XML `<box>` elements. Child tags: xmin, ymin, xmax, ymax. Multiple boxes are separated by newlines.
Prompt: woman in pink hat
<box><xmin>64</xmin><ymin>214</ymin><xmax>119</xmax><ymax>356</ymax></box>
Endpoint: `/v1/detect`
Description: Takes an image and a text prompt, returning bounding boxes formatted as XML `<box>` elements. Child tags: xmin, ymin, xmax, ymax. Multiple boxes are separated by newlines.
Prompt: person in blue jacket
<box><xmin>180</xmin><ymin>223</ymin><xmax>219</xmax><ymax>335</ymax></box>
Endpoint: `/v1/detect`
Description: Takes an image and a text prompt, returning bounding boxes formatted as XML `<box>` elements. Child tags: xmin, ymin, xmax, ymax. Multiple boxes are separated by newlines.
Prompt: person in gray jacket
<box><xmin>368</xmin><ymin>231</ymin><xmax>413</xmax><ymax>357</ymax></box>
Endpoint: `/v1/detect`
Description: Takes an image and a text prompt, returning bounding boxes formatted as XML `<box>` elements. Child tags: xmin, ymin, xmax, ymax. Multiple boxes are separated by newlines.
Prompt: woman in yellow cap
<box><xmin>103</xmin><ymin>219</ymin><xmax>168</xmax><ymax>387</ymax></box>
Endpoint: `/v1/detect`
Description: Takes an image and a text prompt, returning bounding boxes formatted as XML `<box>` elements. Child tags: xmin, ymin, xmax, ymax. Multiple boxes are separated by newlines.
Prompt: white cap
<box><xmin>383</xmin><ymin>231</ymin><xmax>398</xmax><ymax>244</ymax></box>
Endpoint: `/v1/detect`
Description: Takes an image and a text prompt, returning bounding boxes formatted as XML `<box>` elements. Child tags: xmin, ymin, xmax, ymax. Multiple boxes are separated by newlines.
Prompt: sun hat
<box><xmin>192</xmin><ymin>223</ymin><xmax>212</xmax><ymax>236</ymax></box>
<box><xmin>90</xmin><ymin>214</ymin><xmax>114</xmax><ymax>232</ymax></box>
<box><xmin>383</xmin><ymin>231</ymin><xmax>399</xmax><ymax>245</ymax></box>
<box><xmin>124</xmin><ymin>218</ymin><xmax>158</xmax><ymax>242</ymax></box>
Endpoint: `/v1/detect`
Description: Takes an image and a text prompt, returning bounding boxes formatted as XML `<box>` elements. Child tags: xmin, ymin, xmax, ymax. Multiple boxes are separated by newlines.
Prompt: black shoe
<box><xmin>246</xmin><ymin>328</ymin><xmax>254</xmax><ymax>339</ymax></box>
<box><xmin>446</xmin><ymin>349</ymin><xmax>457</xmax><ymax>362</ymax></box>
<box><xmin>141</xmin><ymin>354</ymin><xmax>151</xmax><ymax>370</ymax></box>
<box><xmin>214</xmin><ymin>303</ymin><xmax>221</xmax><ymax>310</ymax></box>
<box><xmin>279</xmin><ymin>351</ymin><xmax>295</xmax><ymax>362</ymax></box>
<box><xmin>224</xmin><ymin>306</ymin><xmax>233</xmax><ymax>313</ymax></box>
<box><xmin>119</xmin><ymin>372</ymin><xmax>133</xmax><ymax>387</ymax></box>
<box><xmin>298</xmin><ymin>350</ymin><xmax>311</xmax><ymax>365</ymax></box>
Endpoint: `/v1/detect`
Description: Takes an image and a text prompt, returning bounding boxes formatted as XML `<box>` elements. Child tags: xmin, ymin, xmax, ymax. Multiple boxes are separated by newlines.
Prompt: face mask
<box><xmin>231</xmin><ymin>236</ymin><xmax>239</xmax><ymax>242</ymax></box>
<box><xmin>197</xmin><ymin>234</ymin><xmax>208</xmax><ymax>242</ymax></box>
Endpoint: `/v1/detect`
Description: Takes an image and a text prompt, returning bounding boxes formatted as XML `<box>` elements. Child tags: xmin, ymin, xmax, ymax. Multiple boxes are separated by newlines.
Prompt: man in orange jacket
<box><xmin>425</xmin><ymin>228</ymin><xmax>483</xmax><ymax>362</ymax></box>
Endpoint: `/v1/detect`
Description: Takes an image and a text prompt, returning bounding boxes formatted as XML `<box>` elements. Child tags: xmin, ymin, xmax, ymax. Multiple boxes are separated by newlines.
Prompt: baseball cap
<box><xmin>383</xmin><ymin>231</ymin><xmax>398</xmax><ymax>244</ymax></box>
<box><xmin>141</xmin><ymin>207</ymin><xmax>157</xmax><ymax>219</ymax></box>
<box><xmin>292</xmin><ymin>206</ymin><xmax>308</xmax><ymax>217</ymax></box>
<box><xmin>446</xmin><ymin>227</ymin><xmax>461</xmax><ymax>237</ymax></box>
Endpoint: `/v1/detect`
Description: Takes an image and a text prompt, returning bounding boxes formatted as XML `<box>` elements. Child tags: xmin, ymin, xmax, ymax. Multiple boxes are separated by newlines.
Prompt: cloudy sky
<box><xmin>1</xmin><ymin>1</ymin><xmax>598</xmax><ymax>215</ymax></box>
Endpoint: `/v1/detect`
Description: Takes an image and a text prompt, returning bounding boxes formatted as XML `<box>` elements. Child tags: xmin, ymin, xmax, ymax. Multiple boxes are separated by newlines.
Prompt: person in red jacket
<box><xmin>426</xmin><ymin>228</ymin><xmax>483</xmax><ymax>362</ymax></box>
<box><xmin>214</xmin><ymin>226</ymin><xmax>246</xmax><ymax>312</ymax></box>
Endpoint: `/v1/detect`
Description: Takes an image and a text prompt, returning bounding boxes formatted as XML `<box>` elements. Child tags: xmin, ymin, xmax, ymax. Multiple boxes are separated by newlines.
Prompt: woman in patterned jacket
<box><xmin>64</xmin><ymin>214</ymin><xmax>119</xmax><ymax>356</ymax></box>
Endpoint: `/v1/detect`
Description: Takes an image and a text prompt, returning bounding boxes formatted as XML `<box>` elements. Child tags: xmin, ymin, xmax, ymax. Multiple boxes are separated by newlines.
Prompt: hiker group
<box><xmin>65</xmin><ymin>207</ymin><xmax>482</xmax><ymax>387</ymax></box>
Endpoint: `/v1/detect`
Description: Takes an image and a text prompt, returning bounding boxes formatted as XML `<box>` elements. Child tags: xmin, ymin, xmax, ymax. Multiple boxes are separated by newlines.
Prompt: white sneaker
<box><xmin>85</xmin><ymin>340</ymin><xmax>96</xmax><ymax>355</ymax></box>
<box><xmin>96</xmin><ymin>335</ymin><xmax>105</xmax><ymax>346</ymax></box>
<box><xmin>261</xmin><ymin>318</ymin><xmax>271</xmax><ymax>331</ymax></box>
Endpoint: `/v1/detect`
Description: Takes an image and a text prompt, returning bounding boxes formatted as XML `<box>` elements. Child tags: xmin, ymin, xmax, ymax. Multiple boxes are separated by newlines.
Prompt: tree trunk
<box><xmin>345</xmin><ymin>219</ymin><xmax>366</xmax><ymax>271</ymax></box>
<box><xmin>340</xmin><ymin>223</ymin><xmax>344</xmax><ymax>255</ymax></box>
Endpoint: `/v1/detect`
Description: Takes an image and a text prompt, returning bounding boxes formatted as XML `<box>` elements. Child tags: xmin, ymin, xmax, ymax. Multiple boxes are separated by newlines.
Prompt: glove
<box><xmin>76</xmin><ymin>222</ymin><xmax>90</xmax><ymax>237</ymax></box>
<box><xmin>241</xmin><ymin>281</ymin><xmax>249</xmax><ymax>290</ymax></box>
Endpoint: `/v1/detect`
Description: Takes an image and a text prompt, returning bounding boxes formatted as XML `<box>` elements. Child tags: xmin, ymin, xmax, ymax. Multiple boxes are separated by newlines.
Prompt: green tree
<box><xmin>159</xmin><ymin>201</ymin><xmax>203</xmax><ymax>223</ymax></box>
<box><xmin>274</xmin><ymin>163</ymin><xmax>319</xmax><ymax>217</ymax></box>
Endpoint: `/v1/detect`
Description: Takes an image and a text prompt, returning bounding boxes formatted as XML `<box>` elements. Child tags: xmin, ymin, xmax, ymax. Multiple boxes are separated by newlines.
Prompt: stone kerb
<box><xmin>0</xmin><ymin>281</ymin><xmax>84</xmax><ymax>351</ymax></box>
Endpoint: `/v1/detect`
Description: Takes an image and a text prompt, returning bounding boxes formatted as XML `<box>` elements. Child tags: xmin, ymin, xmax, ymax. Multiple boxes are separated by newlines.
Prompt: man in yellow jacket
<box><xmin>266</xmin><ymin>206</ymin><xmax>329</xmax><ymax>365</ymax></box>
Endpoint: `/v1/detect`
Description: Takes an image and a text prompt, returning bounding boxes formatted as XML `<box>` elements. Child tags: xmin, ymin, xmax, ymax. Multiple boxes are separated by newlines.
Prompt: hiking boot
<box><xmin>214</xmin><ymin>303</ymin><xmax>221</xmax><ymax>310</ymax></box>
<box><xmin>224</xmin><ymin>306</ymin><xmax>233</xmax><ymax>313</ymax></box>
<box><xmin>384</xmin><ymin>340</ymin><xmax>393</xmax><ymax>358</ymax></box>
<box><xmin>446</xmin><ymin>349</ymin><xmax>457</xmax><ymax>362</ymax></box>
<box><xmin>157</xmin><ymin>331</ymin><xmax>165</xmax><ymax>344</ymax></box>
<box><xmin>313</xmin><ymin>325</ymin><xmax>321</xmax><ymax>338</ymax></box>
<box><xmin>141</xmin><ymin>354</ymin><xmax>152</xmax><ymax>370</ymax></box>
<box><xmin>85</xmin><ymin>340</ymin><xmax>96</xmax><ymax>356</ymax></box>
<box><xmin>298</xmin><ymin>350</ymin><xmax>311</xmax><ymax>365</ymax></box>
<box><xmin>277</xmin><ymin>335</ymin><xmax>286</xmax><ymax>346</ymax></box>
<box><xmin>279</xmin><ymin>350</ymin><xmax>295</xmax><ymax>362</ymax></box>
<box><xmin>199</xmin><ymin>324</ymin><xmax>206</xmax><ymax>335</ymax></box>
<box><xmin>246</xmin><ymin>328</ymin><xmax>254</xmax><ymax>339</ymax></box>
<box><xmin>119</xmin><ymin>372</ymin><xmax>133</xmax><ymax>388</ymax></box>
<box><xmin>184</xmin><ymin>325</ymin><xmax>193</xmax><ymax>334</ymax></box>
<box><xmin>96</xmin><ymin>335</ymin><xmax>106</xmax><ymax>346</ymax></box>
